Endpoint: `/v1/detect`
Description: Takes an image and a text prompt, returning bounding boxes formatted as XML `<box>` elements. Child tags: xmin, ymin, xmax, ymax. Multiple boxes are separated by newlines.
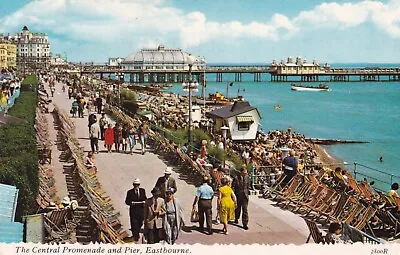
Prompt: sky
<box><xmin>0</xmin><ymin>0</ymin><xmax>400</xmax><ymax>63</ymax></box>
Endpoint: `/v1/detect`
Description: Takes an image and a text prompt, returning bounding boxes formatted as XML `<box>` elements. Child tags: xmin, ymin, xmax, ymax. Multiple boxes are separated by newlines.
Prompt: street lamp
<box><xmin>221</xmin><ymin>125</ymin><xmax>229</xmax><ymax>168</ymax></box>
<box><xmin>115</xmin><ymin>71</ymin><xmax>124</xmax><ymax>106</ymax></box>
<box><xmin>182</xmin><ymin>55</ymin><xmax>199</xmax><ymax>151</ymax></box>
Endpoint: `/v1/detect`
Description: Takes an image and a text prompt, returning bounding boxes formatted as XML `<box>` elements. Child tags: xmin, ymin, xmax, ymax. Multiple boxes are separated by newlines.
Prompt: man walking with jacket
<box><xmin>232</xmin><ymin>165</ymin><xmax>250</xmax><ymax>230</ymax></box>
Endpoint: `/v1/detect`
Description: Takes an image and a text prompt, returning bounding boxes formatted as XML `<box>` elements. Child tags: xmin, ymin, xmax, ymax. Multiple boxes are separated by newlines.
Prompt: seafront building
<box><xmin>1</xmin><ymin>26</ymin><xmax>51</xmax><ymax>73</ymax></box>
<box><xmin>121</xmin><ymin>45</ymin><xmax>206</xmax><ymax>71</ymax></box>
<box><xmin>207</xmin><ymin>101</ymin><xmax>261</xmax><ymax>141</ymax></box>
<box><xmin>0</xmin><ymin>40</ymin><xmax>17</xmax><ymax>69</ymax></box>
<box><xmin>270</xmin><ymin>56</ymin><xmax>329</xmax><ymax>75</ymax></box>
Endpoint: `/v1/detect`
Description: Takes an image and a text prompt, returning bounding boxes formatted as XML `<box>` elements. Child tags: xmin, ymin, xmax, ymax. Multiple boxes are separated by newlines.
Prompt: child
<box><xmin>325</xmin><ymin>222</ymin><xmax>353</xmax><ymax>244</ymax></box>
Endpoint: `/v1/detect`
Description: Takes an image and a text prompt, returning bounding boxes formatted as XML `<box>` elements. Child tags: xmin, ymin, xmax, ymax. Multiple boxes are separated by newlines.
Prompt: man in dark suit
<box><xmin>232</xmin><ymin>165</ymin><xmax>250</xmax><ymax>230</ymax></box>
<box><xmin>154</xmin><ymin>167</ymin><xmax>177</xmax><ymax>198</ymax></box>
<box><xmin>125</xmin><ymin>178</ymin><xmax>147</xmax><ymax>241</ymax></box>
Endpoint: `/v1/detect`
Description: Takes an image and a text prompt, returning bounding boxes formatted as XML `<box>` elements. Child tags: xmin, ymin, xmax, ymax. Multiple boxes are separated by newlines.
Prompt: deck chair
<box><xmin>317</xmin><ymin>193</ymin><xmax>349</xmax><ymax>224</ymax></box>
<box><xmin>303</xmin><ymin>188</ymin><xmax>338</xmax><ymax>218</ymax></box>
<box><xmin>293</xmin><ymin>185</ymin><xmax>328</xmax><ymax>212</ymax></box>
<box><xmin>262</xmin><ymin>173</ymin><xmax>287</xmax><ymax>199</ymax></box>
<box><xmin>375</xmin><ymin>209</ymin><xmax>400</xmax><ymax>239</ymax></box>
<box><xmin>304</xmin><ymin>219</ymin><xmax>325</xmax><ymax>244</ymax></box>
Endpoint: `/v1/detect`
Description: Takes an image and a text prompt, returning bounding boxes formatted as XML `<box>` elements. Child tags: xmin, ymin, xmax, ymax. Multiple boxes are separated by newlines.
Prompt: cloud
<box><xmin>1</xmin><ymin>0</ymin><xmax>400</xmax><ymax>61</ymax></box>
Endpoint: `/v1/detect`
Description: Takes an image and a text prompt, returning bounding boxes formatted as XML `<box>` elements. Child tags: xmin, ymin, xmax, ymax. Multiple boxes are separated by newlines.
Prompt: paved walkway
<box><xmin>50</xmin><ymin>81</ymin><xmax>310</xmax><ymax>244</ymax></box>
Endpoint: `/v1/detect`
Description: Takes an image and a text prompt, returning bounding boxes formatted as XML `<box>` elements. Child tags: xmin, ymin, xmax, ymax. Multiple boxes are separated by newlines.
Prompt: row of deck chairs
<box><xmin>53</xmin><ymin>105</ymin><xmax>128</xmax><ymax>244</ymax></box>
<box><xmin>35</xmin><ymin>109</ymin><xmax>57</xmax><ymax>210</ymax></box>
<box><xmin>263</xmin><ymin>171</ymin><xmax>400</xmax><ymax>241</ymax></box>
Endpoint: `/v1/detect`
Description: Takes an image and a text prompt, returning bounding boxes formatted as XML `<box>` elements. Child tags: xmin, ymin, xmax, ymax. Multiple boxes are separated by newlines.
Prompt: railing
<box><xmin>353</xmin><ymin>162</ymin><xmax>400</xmax><ymax>192</ymax></box>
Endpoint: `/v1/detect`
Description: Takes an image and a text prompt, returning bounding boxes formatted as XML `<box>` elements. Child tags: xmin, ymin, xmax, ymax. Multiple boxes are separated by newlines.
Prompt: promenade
<box><xmin>50</xmin><ymin>81</ymin><xmax>310</xmax><ymax>244</ymax></box>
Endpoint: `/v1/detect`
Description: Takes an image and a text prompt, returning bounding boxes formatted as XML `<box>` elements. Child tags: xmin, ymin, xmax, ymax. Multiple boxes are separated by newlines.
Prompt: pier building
<box><xmin>121</xmin><ymin>45</ymin><xmax>205</xmax><ymax>71</ymax></box>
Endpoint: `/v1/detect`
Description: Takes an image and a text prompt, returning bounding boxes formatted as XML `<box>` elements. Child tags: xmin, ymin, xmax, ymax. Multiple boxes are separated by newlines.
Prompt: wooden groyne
<box><xmin>306</xmin><ymin>138</ymin><xmax>369</xmax><ymax>145</ymax></box>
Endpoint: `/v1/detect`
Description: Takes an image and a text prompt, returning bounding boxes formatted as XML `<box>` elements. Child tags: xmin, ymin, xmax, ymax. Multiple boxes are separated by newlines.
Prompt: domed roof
<box><xmin>123</xmin><ymin>45</ymin><xmax>193</xmax><ymax>64</ymax></box>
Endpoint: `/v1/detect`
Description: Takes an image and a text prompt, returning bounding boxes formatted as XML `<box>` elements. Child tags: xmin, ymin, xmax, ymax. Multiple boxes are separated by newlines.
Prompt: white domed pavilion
<box><xmin>121</xmin><ymin>45</ymin><xmax>206</xmax><ymax>71</ymax></box>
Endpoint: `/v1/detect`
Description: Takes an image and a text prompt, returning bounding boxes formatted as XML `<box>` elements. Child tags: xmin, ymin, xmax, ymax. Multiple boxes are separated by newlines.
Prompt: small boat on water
<box><xmin>195</xmin><ymin>92</ymin><xmax>243</xmax><ymax>106</ymax></box>
<box><xmin>291</xmin><ymin>83</ymin><xmax>330</xmax><ymax>92</ymax></box>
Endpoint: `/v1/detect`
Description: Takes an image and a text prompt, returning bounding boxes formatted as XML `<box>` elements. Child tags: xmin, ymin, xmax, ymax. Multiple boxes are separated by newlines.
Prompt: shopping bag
<box><xmin>190</xmin><ymin>209</ymin><xmax>199</xmax><ymax>222</ymax></box>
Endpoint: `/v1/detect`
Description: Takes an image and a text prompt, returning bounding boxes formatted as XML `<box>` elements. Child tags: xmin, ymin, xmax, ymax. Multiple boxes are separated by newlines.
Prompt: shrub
<box><xmin>120</xmin><ymin>89</ymin><xmax>136</xmax><ymax>102</ymax></box>
<box><xmin>0</xmin><ymin>75</ymin><xmax>39</xmax><ymax>221</ymax></box>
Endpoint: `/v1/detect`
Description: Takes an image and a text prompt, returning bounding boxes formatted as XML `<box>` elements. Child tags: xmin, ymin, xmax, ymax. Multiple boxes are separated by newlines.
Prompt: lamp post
<box><xmin>182</xmin><ymin>55</ymin><xmax>198</xmax><ymax>151</ymax></box>
<box><xmin>115</xmin><ymin>71</ymin><xmax>124</xmax><ymax>106</ymax></box>
<box><xmin>221</xmin><ymin>125</ymin><xmax>229</xmax><ymax>168</ymax></box>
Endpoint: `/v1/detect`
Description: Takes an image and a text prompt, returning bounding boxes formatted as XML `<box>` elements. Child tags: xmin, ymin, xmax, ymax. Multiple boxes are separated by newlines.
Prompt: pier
<box><xmin>76</xmin><ymin>63</ymin><xmax>400</xmax><ymax>83</ymax></box>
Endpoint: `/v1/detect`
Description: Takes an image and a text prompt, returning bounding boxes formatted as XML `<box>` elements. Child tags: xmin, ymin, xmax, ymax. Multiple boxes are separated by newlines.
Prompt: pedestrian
<box><xmin>143</xmin><ymin>188</ymin><xmax>166</xmax><ymax>244</ymax></box>
<box><xmin>96</xmin><ymin>96</ymin><xmax>103</xmax><ymax>114</ymax></box>
<box><xmin>138</xmin><ymin>122</ymin><xmax>152</xmax><ymax>155</ymax></box>
<box><xmin>200</xmin><ymin>140</ymin><xmax>208</xmax><ymax>158</ymax></box>
<box><xmin>218</xmin><ymin>177</ymin><xmax>236</xmax><ymax>235</ymax></box>
<box><xmin>88</xmin><ymin>113</ymin><xmax>97</xmax><ymax>133</ymax></box>
<box><xmin>71</xmin><ymin>99</ymin><xmax>78</xmax><ymax>118</ymax></box>
<box><xmin>50</xmin><ymin>86</ymin><xmax>55</xmax><ymax>97</ymax></box>
<box><xmin>232</xmin><ymin>165</ymin><xmax>250</xmax><ymax>230</ymax></box>
<box><xmin>281</xmin><ymin>149</ymin><xmax>298</xmax><ymax>186</ymax></box>
<box><xmin>192</xmin><ymin>176</ymin><xmax>214</xmax><ymax>235</ymax></box>
<box><xmin>125</xmin><ymin>179</ymin><xmax>147</xmax><ymax>242</ymax></box>
<box><xmin>99</xmin><ymin>113</ymin><xmax>108</xmax><ymax>140</ymax></box>
<box><xmin>78</xmin><ymin>97</ymin><xmax>86</xmax><ymax>118</ymax></box>
<box><xmin>163</xmin><ymin>188</ymin><xmax>184</xmax><ymax>245</ymax></box>
<box><xmin>113</xmin><ymin>123</ymin><xmax>122</xmax><ymax>152</ymax></box>
<box><xmin>128</xmin><ymin>124</ymin><xmax>137</xmax><ymax>155</ymax></box>
<box><xmin>121</xmin><ymin>123</ymin><xmax>129</xmax><ymax>153</ymax></box>
<box><xmin>89</xmin><ymin>119</ymin><xmax>100</xmax><ymax>154</ymax></box>
<box><xmin>104</xmin><ymin>124</ymin><xmax>114</xmax><ymax>153</ymax></box>
<box><xmin>68</xmin><ymin>86</ymin><xmax>73</xmax><ymax>99</ymax></box>
<box><xmin>155</xmin><ymin>167</ymin><xmax>177</xmax><ymax>199</ymax></box>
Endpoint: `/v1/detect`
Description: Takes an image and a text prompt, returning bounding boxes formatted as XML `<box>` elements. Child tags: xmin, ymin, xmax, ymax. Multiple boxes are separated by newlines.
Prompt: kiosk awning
<box><xmin>236</xmin><ymin>116</ymin><xmax>254</xmax><ymax>123</ymax></box>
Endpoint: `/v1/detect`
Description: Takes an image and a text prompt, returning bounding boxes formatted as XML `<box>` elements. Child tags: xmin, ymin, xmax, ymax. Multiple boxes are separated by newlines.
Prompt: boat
<box><xmin>195</xmin><ymin>92</ymin><xmax>243</xmax><ymax>106</ymax></box>
<box><xmin>274</xmin><ymin>105</ymin><xmax>281</xmax><ymax>110</ymax></box>
<box><xmin>291</xmin><ymin>83</ymin><xmax>330</xmax><ymax>92</ymax></box>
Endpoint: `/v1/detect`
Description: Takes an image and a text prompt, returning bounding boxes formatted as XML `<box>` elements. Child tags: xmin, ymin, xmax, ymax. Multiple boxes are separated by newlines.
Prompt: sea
<box><xmin>161</xmin><ymin>63</ymin><xmax>400</xmax><ymax>191</ymax></box>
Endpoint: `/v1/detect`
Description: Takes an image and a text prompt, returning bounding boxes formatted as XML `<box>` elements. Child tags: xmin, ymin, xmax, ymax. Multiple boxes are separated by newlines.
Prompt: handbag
<box><xmin>190</xmin><ymin>209</ymin><xmax>199</xmax><ymax>222</ymax></box>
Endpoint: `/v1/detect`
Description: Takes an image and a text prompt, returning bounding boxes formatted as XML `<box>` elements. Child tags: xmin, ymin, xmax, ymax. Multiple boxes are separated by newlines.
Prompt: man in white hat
<box><xmin>154</xmin><ymin>167</ymin><xmax>177</xmax><ymax>199</ymax></box>
<box><xmin>125</xmin><ymin>178</ymin><xmax>147</xmax><ymax>241</ymax></box>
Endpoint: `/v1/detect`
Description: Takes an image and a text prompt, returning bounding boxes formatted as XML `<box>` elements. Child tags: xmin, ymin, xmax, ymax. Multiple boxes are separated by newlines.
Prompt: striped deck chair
<box><xmin>304</xmin><ymin>219</ymin><xmax>325</xmax><ymax>244</ymax></box>
<box><xmin>294</xmin><ymin>185</ymin><xmax>327</xmax><ymax>213</ymax></box>
<box><xmin>262</xmin><ymin>173</ymin><xmax>287</xmax><ymax>199</ymax></box>
<box><xmin>280</xmin><ymin>179</ymin><xmax>314</xmax><ymax>209</ymax></box>
<box><xmin>303</xmin><ymin>188</ymin><xmax>338</xmax><ymax>218</ymax></box>
<box><xmin>375</xmin><ymin>209</ymin><xmax>400</xmax><ymax>239</ymax></box>
<box><xmin>272</xmin><ymin>174</ymin><xmax>302</xmax><ymax>201</ymax></box>
<box><xmin>353</xmin><ymin>206</ymin><xmax>377</xmax><ymax>233</ymax></box>
<box><xmin>345</xmin><ymin>202</ymin><xmax>366</xmax><ymax>225</ymax></box>
<box><xmin>317</xmin><ymin>193</ymin><xmax>349</xmax><ymax>223</ymax></box>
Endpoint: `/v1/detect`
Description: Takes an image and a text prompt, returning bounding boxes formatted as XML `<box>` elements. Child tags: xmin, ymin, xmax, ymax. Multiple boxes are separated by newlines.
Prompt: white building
<box><xmin>121</xmin><ymin>45</ymin><xmax>206</xmax><ymax>71</ymax></box>
<box><xmin>51</xmin><ymin>56</ymin><xmax>67</xmax><ymax>66</ymax></box>
<box><xmin>1</xmin><ymin>26</ymin><xmax>51</xmax><ymax>72</ymax></box>
<box><xmin>206</xmin><ymin>101</ymin><xmax>261</xmax><ymax>141</ymax></box>
<box><xmin>270</xmin><ymin>56</ymin><xmax>327</xmax><ymax>75</ymax></box>
<box><xmin>108</xmin><ymin>57</ymin><xmax>125</xmax><ymax>67</ymax></box>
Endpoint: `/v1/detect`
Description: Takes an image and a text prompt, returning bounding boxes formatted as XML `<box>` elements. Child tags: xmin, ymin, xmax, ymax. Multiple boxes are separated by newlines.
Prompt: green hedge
<box><xmin>0</xmin><ymin>75</ymin><xmax>39</xmax><ymax>221</ymax></box>
<box><xmin>21</xmin><ymin>74</ymin><xmax>38</xmax><ymax>91</ymax></box>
